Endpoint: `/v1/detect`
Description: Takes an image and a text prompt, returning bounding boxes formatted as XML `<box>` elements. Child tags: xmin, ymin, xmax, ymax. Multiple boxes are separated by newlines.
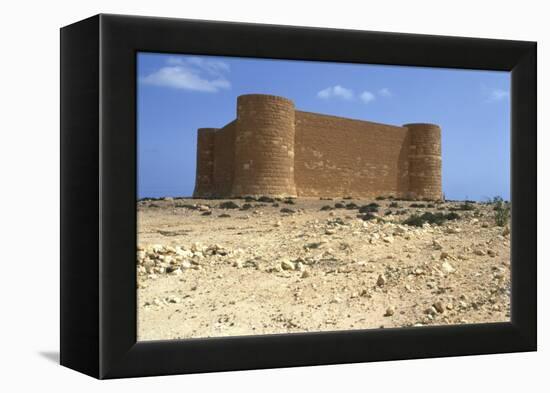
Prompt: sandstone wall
<box><xmin>193</xmin><ymin>94</ymin><xmax>442</xmax><ymax>200</ymax></box>
<box><xmin>294</xmin><ymin>111</ymin><xmax>410</xmax><ymax>198</ymax></box>
<box><xmin>406</xmin><ymin>123</ymin><xmax>442</xmax><ymax>200</ymax></box>
<box><xmin>212</xmin><ymin>121</ymin><xmax>236</xmax><ymax>196</ymax></box>
<box><xmin>192</xmin><ymin>128</ymin><xmax>217</xmax><ymax>197</ymax></box>
<box><xmin>231</xmin><ymin>95</ymin><xmax>297</xmax><ymax>197</ymax></box>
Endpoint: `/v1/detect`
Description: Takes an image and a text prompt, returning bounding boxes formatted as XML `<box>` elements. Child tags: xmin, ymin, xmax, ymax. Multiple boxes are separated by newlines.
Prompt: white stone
<box><xmin>441</xmin><ymin>261</ymin><xmax>456</xmax><ymax>274</ymax></box>
<box><xmin>181</xmin><ymin>260</ymin><xmax>192</xmax><ymax>269</ymax></box>
<box><xmin>281</xmin><ymin>259</ymin><xmax>295</xmax><ymax>271</ymax></box>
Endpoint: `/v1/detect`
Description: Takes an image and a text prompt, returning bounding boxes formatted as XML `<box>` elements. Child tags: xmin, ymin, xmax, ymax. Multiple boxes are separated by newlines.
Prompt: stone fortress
<box><xmin>193</xmin><ymin>94</ymin><xmax>442</xmax><ymax>200</ymax></box>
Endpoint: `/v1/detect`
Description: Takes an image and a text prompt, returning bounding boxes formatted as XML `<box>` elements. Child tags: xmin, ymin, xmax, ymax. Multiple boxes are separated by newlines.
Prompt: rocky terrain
<box><xmin>136</xmin><ymin>197</ymin><xmax>510</xmax><ymax>341</ymax></box>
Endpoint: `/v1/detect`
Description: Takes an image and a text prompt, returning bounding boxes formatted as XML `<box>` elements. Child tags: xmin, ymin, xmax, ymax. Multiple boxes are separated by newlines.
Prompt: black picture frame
<box><xmin>60</xmin><ymin>14</ymin><xmax>537</xmax><ymax>379</ymax></box>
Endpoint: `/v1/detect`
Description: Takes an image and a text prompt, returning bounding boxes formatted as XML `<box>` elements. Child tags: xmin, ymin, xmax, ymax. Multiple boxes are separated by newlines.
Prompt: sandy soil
<box><xmin>136</xmin><ymin>197</ymin><xmax>510</xmax><ymax>341</ymax></box>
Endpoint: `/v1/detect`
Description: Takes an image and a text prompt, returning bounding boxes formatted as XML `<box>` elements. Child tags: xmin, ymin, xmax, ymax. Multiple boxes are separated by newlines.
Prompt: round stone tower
<box><xmin>192</xmin><ymin>128</ymin><xmax>217</xmax><ymax>198</ymax></box>
<box><xmin>232</xmin><ymin>94</ymin><xmax>297</xmax><ymax>197</ymax></box>
<box><xmin>405</xmin><ymin>123</ymin><xmax>442</xmax><ymax>200</ymax></box>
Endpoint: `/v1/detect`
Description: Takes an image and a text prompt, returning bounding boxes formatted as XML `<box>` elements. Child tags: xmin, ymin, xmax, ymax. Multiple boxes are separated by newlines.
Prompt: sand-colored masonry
<box><xmin>193</xmin><ymin>94</ymin><xmax>441</xmax><ymax>200</ymax></box>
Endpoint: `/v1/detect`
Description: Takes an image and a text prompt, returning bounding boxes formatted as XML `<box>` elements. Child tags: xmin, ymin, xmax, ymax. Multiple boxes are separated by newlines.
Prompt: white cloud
<box><xmin>317</xmin><ymin>85</ymin><xmax>354</xmax><ymax>100</ymax></box>
<box><xmin>378</xmin><ymin>87</ymin><xmax>392</xmax><ymax>98</ymax></box>
<box><xmin>481</xmin><ymin>85</ymin><xmax>509</xmax><ymax>103</ymax></box>
<box><xmin>360</xmin><ymin>91</ymin><xmax>375</xmax><ymax>104</ymax></box>
<box><xmin>317</xmin><ymin>85</ymin><xmax>387</xmax><ymax>104</ymax></box>
<box><xmin>486</xmin><ymin>88</ymin><xmax>510</xmax><ymax>102</ymax></box>
<box><xmin>168</xmin><ymin>56</ymin><xmax>230</xmax><ymax>75</ymax></box>
<box><xmin>140</xmin><ymin>56</ymin><xmax>231</xmax><ymax>93</ymax></box>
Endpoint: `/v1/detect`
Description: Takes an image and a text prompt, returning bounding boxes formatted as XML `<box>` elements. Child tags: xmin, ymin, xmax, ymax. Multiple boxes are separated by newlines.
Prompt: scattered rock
<box><xmin>376</xmin><ymin>274</ymin><xmax>387</xmax><ymax>287</ymax></box>
<box><xmin>441</xmin><ymin>261</ymin><xmax>456</xmax><ymax>274</ymax></box>
<box><xmin>168</xmin><ymin>296</ymin><xmax>181</xmax><ymax>304</ymax></box>
<box><xmin>281</xmin><ymin>259</ymin><xmax>295</xmax><ymax>271</ymax></box>
<box><xmin>414</xmin><ymin>268</ymin><xmax>425</xmax><ymax>275</ymax></box>
<box><xmin>433</xmin><ymin>301</ymin><xmax>445</xmax><ymax>313</ymax></box>
<box><xmin>384</xmin><ymin>306</ymin><xmax>395</xmax><ymax>317</ymax></box>
<box><xmin>181</xmin><ymin>260</ymin><xmax>192</xmax><ymax>269</ymax></box>
<box><xmin>304</xmin><ymin>241</ymin><xmax>324</xmax><ymax>249</ymax></box>
<box><xmin>424</xmin><ymin>306</ymin><xmax>437</xmax><ymax>315</ymax></box>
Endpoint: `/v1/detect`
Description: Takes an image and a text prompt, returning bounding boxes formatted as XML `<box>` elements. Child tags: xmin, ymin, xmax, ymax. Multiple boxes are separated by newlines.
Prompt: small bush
<box><xmin>384</xmin><ymin>210</ymin><xmax>393</xmax><ymax>216</ymax></box>
<box><xmin>280</xmin><ymin>208</ymin><xmax>296</xmax><ymax>214</ymax></box>
<box><xmin>345</xmin><ymin>202</ymin><xmax>359</xmax><ymax>209</ymax></box>
<box><xmin>375</xmin><ymin>196</ymin><xmax>386</xmax><ymax>200</ymax></box>
<box><xmin>389</xmin><ymin>202</ymin><xmax>400</xmax><ymax>208</ymax></box>
<box><xmin>334</xmin><ymin>203</ymin><xmax>345</xmax><ymax>209</ymax></box>
<box><xmin>219</xmin><ymin>201</ymin><xmax>240</xmax><ymax>209</ymax></box>
<box><xmin>283</xmin><ymin>198</ymin><xmax>296</xmax><ymax>205</ymax></box>
<box><xmin>258</xmin><ymin>196</ymin><xmax>275</xmax><ymax>203</ymax></box>
<box><xmin>359</xmin><ymin>205</ymin><xmax>379</xmax><ymax>213</ymax></box>
<box><xmin>445</xmin><ymin>212</ymin><xmax>461</xmax><ymax>221</ymax></box>
<box><xmin>492</xmin><ymin>196</ymin><xmax>510</xmax><ymax>227</ymax></box>
<box><xmin>402</xmin><ymin>212</ymin><xmax>460</xmax><ymax>227</ymax></box>
<box><xmin>410</xmin><ymin>203</ymin><xmax>426</xmax><ymax>208</ymax></box>
<box><xmin>450</xmin><ymin>202</ymin><xmax>475</xmax><ymax>211</ymax></box>
<box><xmin>360</xmin><ymin>213</ymin><xmax>377</xmax><ymax>221</ymax></box>
<box><xmin>320</xmin><ymin>205</ymin><xmax>333</xmax><ymax>211</ymax></box>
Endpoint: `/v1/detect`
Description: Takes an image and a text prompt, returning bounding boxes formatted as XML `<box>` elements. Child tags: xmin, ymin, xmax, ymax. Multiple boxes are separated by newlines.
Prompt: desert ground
<box><xmin>136</xmin><ymin>196</ymin><xmax>510</xmax><ymax>341</ymax></box>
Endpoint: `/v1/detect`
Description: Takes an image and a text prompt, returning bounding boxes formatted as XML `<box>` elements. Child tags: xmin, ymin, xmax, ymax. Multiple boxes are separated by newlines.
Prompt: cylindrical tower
<box><xmin>232</xmin><ymin>94</ymin><xmax>297</xmax><ymax>197</ymax></box>
<box><xmin>192</xmin><ymin>128</ymin><xmax>217</xmax><ymax>198</ymax></box>
<box><xmin>405</xmin><ymin>123</ymin><xmax>442</xmax><ymax>200</ymax></box>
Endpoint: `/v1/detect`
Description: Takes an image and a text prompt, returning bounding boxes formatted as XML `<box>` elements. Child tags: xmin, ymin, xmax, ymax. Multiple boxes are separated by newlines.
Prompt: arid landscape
<box><xmin>136</xmin><ymin>197</ymin><xmax>510</xmax><ymax>341</ymax></box>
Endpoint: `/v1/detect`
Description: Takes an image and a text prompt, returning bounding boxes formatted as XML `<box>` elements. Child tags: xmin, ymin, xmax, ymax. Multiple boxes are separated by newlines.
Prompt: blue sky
<box><xmin>137</xmin><ymin>52</ymin><xmax>510</xmax><ymax>201</ymax></box>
